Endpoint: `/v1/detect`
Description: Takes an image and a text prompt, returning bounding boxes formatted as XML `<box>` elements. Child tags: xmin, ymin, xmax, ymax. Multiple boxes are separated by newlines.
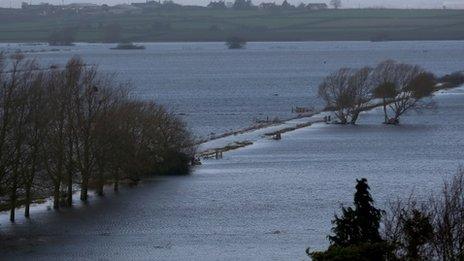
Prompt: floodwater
<box><xmin>1</xmin><ymin>41</ymin><xmax>463</xmax><ymax>138</ymax></box>
<box><xmin>0</xmin><ymin>42</ymin><xmax>463</xmax><ymax>260</ymax></box>
<box><xmin>1</xmin><ymin>88</ymin><xmax>463</xmax><ymax>260</ymax></box>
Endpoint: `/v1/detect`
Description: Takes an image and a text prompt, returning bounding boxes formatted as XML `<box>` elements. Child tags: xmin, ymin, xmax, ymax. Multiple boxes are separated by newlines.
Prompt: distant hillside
<box><xmin>1</xmin><ymin>8</ymin><xmax>464</xmax><ymax>42</ymax></box>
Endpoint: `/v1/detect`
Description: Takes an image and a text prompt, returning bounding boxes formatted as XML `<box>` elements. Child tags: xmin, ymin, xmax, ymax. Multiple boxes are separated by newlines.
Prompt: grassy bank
<box><xmin>1</xmin><ymin>9</ymin><xmax>464</xmax><ymax>42</ymax></box>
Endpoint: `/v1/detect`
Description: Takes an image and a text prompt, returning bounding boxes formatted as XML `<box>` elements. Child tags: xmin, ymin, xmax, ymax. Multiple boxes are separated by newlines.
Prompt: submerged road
<box><xmin>1</xmin><ymin>87</ymin><xmax>464</xmax><ymax>260</ymax></box>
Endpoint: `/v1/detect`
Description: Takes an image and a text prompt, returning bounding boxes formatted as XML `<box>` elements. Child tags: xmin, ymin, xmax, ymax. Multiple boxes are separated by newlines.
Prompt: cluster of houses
<box><xmin>19</xmin><ymin>0</ymin><xmax>328</xmax><ymax>16</ymax></box>
<box><xmin>259</xmin><ymin>1</ymin><xmax>328</xmax><ymax>10</ymax></box>
<box><xmin>208</xmin><ymin>0</ymin><xmax>328</xmax><ymax>10</ymax></box>
<box><xmin>20</xmin><ymin>1</ymin><xmax>148</xmax><ymax>16</ymax></box>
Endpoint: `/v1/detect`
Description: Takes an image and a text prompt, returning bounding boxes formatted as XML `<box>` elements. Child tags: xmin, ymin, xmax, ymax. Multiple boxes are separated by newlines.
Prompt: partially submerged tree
<box><xmin>438</xmin><ymin>71</ymin><xmax>464</xmax><ymax>88</ymax></box>
<box><xmin>347</xmin><ymin>67</ymin><xmax>373</xmax><ymax>124</ymax></box>
<box><xmin>318</xmin><ymin>68</ymin><xmax>353</xmax><ymax>124</ymax></box>
<box><xmin>318</xmin><ymin>67</ymin><xmax>372</xmax><ymax>124</ymax></box>
<box><xmin>373</xmin><ymin>82</ymin><xmax>397</xmax><ymax>124</ymax></box>
<box><xmin>388</xmin><ymin>70</ymin><xmax>435</xmax><ymax>124</ymax></box>
<box><xmin>225</xmin><ymin>36</ymin><xmax>247</xmax><ymax>49</ymax></box>
<box><xmin>0</xmin><ymin>54</ymin><xmax>195</xmax><ymax>221</ymax></box>
<box><xmin>319</xmin><ymin>60</ymin><xmax>437</xmax><ymax>125</ymax></box>
<box><xmin>370</xmin><ymin>60</ymin><xmax>436</xmax><ymax>124</ymax></box>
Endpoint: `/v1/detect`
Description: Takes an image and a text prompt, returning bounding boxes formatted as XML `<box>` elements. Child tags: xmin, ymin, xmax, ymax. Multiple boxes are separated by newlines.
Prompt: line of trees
<box><xmin>0</xmin><ymin>54</ymin><xmax>195</xmax><ymax>222</ymax></box>
<box><xmin>318</xmin><ymin>60</ymin><xmax>437</xmax><ymax>125</ymax></box>
<box><xmin>308</xmin><ymin>169</ymin><xmax>464</xmax><ymax>260</ymax></box>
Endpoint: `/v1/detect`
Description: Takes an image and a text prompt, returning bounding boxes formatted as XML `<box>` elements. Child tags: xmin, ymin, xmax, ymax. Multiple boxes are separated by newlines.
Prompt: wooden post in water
<box><xmin>215</xmin><ymin>150</ymin><xmax>223</xmax><ymax>159</ymax></box>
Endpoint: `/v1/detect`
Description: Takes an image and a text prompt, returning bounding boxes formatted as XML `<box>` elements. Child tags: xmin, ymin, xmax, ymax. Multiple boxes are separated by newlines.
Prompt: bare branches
<box><xmin>319</xmin><ymin>60</ymin><xmax>437</xmax><ymax>125</ymax></box>
<box><xmin>318</xmin><ymin>68</ymin><xmax>354</xmax><ymax>124</ymax></box>
<box><xmin>0</xmin><ymin>55</ymin><xmax>195</xmax><ymax>220</ymax></box>
<box><xmin>318</xmin><ymin>67</ymin><xmax>373</xmax><ymax>124</ymax></box>
<box><xmin>383</xmin><ymin>169</ymin><xmax>464</xmax><ymax>260</ymax></box>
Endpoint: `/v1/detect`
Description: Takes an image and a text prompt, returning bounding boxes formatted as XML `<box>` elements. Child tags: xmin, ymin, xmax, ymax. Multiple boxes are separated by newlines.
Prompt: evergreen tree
<box><xmin>329</xmin><ymin>178</ymin><xmax>383</xmax><ymax>246</ymax></box>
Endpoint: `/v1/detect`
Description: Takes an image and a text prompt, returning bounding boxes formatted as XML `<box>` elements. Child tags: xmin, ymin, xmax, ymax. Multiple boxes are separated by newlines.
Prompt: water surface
<box><xmin>1</xmin><ymin>87</ymin><xmax>463</xmax><ymax>260</ymax></box>
<box><xmin>1</xmin><ymin>41</ymin><xmax>463</xmax><ymax>138</ymax></box>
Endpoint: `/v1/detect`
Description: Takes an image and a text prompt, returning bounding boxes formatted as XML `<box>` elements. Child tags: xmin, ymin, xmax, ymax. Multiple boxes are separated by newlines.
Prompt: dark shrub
<box><xmin>225</xmin><ymin>37</ymin><xmax>247</xmax><ymax>49</ymax></box>
<box><xmin>310</xmin><ymin>242</ymin><xmax>393</xmax><ymax>261</ymax></box>
<box><xmin>155</xmin><ymin>150</ymin><xmax>191</xmax><ymax>175</ymax></box>
<box><xmin>438</xmin><ymin>71</ymin><xmax>464</xmax><ymax>87</ymax></box>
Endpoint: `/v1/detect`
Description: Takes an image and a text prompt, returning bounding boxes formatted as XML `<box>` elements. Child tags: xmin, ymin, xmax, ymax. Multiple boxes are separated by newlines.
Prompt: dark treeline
<box><xmin>309</xmin><ymin>169</ymin><xmax>464</xmax><ymax>260</ymax></box>
<box><xmin>318</xmin><ymin>60</ymin><xmax>440</xmax><ymax>125</ymax></box>
<box><xmin>0</xmin><ymin>54</ymin><xmax>195</xmax><ymax>222</ymax></box>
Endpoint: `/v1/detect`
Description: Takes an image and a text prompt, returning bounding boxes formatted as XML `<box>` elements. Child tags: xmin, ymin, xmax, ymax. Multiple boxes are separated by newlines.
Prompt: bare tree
<box><xmin>388</xmin><ymin>70</ymin><xmax>435</xmax><ymax>124</ymax></box>
<box><xmin>93</xmin><ymin>85</ymin><xmax>126</xmax><ymax>196</ymax></box>
<box><xmin>0</xmin><ymin>55</ymin><xmax>195</xmax><ymax>220</ymax></box>
<box><xmin>41</xmin><ymin>68</ymin><xmax>70</xmax><ymax>209</ymax></box>
<box><xmin>347</xmin><ymin>67</ymin><xmax>373</xmax><ymax>124</ymax></box>
<box><xmin>61</xmin><ymin>58</ymin><xmax>81</xmax><ymax>207</ymax></box>
<box><xmin>370</xmin><ymin>60</ymin><xmax>435</xmax><ymax>124</ymax></box>
<box><xmin>383</xmin><ymin>198</ymin><xmax>434</xmax><ymax>259</ymax></box>
<box><xmin>71</xmin><ymin>62</ymin><xmax>106</xmax><ymax>202</ymax></box>
<box><xmin>373</xmin><ymin>82</ymin><xmax>397</xmax><ymax>124</ymax></box>
<box><xmin>431</xmin><ymin>169</ymin><xmax>464</xmax><ymax>260</ymax></box>
<box><xmin>21</xmin><ymin>64</ymin><xmax>47</xmax><ymax>218</ymax></box>
<box><xmin>7</xmin><ymin>55</ymin><xmax>32</xmax><ymax>221</ymax></box>
<box><xmin>383</xmin><ymin>169</ymin><xmax>464</xmax><ymax>260</ymax></box>
<box><xmin>318</xmin><ymin>68</ymin><xmax>354</xmax><ymax>124</ymax></box>
<box><xmin>0</xmin><ymin>54</ymin><xmax>44</xmax><ymax>221</ymax></box>
<box><xmin>318</xmin><ymin>67</ymin><xmax>373</xmax><ymax>124</ymax></box>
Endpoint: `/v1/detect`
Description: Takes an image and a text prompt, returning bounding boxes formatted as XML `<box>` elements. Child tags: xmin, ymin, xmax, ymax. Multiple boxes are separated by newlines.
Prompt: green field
<box><xmin>1</xmin><ymin>8</ymin><xmax>464</xmax><ymax>42</ymax></box>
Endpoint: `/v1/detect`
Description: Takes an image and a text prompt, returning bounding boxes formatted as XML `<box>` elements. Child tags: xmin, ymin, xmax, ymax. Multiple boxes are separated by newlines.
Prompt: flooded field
<box><xmin>1</xmin><ymin>86</ymin><xmax>463</xmax><ymax>260</ymax></box>
<box><xmin>1</xmin><ymin>41</ymin><xmax>463</xmax><ymax>138</ymax></box>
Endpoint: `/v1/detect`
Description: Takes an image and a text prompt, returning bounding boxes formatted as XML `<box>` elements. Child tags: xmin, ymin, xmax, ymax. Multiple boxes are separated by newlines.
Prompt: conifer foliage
<box><xmin>329</xmin><ymin>178</ymin><xmax>383</xmax><ymax>246</ymax></box>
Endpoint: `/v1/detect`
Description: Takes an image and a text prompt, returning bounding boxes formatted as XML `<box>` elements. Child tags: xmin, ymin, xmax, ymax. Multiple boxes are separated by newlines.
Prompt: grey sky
<box><xmin>1</xmin><ymin>0</ymin><xmax>461</xmax><ymax>9</ymax></box>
